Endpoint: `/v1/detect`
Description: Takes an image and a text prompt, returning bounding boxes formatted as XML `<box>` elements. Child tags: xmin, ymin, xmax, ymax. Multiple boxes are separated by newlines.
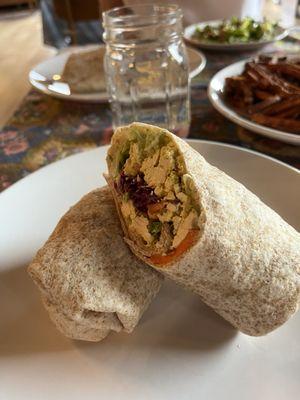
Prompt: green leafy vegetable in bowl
<box><xmin>193</xmin><ymin>17</ymin><xmax>279</xmax><ymax>44</ymax></box>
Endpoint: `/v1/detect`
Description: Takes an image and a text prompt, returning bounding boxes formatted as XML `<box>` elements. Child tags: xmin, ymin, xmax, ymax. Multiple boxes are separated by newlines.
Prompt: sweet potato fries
<box><xmin>224</xmin><ymin>55</ymin><xmax>300</xmax><ymax>134</ymax></box>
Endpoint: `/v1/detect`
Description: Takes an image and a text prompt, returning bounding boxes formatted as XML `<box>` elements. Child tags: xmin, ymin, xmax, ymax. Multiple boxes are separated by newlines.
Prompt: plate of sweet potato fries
<box><xmin>208</xmin><ymin>54</ymin><xmax>300</xmax><ymax>145</ymax></box>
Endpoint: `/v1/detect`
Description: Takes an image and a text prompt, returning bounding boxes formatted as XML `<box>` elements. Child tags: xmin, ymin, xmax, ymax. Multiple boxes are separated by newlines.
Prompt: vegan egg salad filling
<box><xmin>107</xmin><ymin>126</ymin><xmax>201</xmax><ymax>266</ymax></box>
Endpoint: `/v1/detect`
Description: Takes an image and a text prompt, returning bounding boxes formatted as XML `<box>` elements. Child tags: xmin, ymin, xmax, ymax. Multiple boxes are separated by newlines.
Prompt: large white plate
<box><xmin>29</xmin><ymin>45</ymin><xmax>206</xmax><ymax>103</ymax></box>
<box><xmin>208</xmin><ymin>60</ymin><xmax>300</xmax><ymax>145</ymax></box>
<box><xmin>184</xmin><ymin>20</ymin><xmax>288</xmax><ymax>51</ymax></box>
<box><xmin>0</xmin><ymin>141</ymin><xmax>299</xmax><ymax>400</ymax></box>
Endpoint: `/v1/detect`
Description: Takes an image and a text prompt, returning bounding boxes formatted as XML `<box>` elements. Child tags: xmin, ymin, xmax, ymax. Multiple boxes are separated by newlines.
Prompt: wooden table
<box><xmin>0</xmin><ymin>11</ymin><xmax>54</xmax><ymax>127</ymax></box>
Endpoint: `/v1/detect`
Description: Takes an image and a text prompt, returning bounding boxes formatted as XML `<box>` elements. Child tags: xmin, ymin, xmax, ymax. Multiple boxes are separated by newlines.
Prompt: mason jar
<box><xmin>102</xmin><ymin>4</ymin><xmax>190</xmax><ymax>137</ymax></box>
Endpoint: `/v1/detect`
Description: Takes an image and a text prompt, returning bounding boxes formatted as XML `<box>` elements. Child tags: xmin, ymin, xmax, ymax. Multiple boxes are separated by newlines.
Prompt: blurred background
<box><xmin>0</xmin><ymin>0</ymin><xmax>300</xmax><ymax>192</ymax></box>
<box><xmin>0</xmin><ymin>0</ymin><xmax>299</xmax><ymax>128</ymax></box>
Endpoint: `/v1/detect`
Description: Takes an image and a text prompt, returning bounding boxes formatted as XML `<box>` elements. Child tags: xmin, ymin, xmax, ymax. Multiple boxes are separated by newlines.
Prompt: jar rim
<box><xmin>102</xmin><ymin>4</ymin><xmax>182</xmax><ymax>28</ymax></box>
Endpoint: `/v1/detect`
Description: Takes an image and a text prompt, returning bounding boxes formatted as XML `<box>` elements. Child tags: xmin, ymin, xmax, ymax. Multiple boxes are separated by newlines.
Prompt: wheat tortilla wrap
<box><xmin>28</xmin><ymin>186</ymin><xmax>162</xmax><ymax>342</ymax></box>
<box><xmin>106</xmin><ymin>122</ymin><xmax>300</xmax><ymax>336</ymax></box>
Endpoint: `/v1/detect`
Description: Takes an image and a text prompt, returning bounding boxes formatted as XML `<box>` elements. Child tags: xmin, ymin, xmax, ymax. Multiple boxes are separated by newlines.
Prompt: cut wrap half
<box><xmin>106</xmin><ymin>122</ymin><xmax>300</xmax><ymax>336</ymax></box>
<box><xmin>28</xmin><ymin>186</ymin><xmax>162</xmax><ymax>342</ymax></box>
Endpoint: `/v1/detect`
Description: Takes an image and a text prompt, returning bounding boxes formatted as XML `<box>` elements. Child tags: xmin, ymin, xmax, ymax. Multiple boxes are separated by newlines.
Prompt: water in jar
<box><xmin>103</xmin><ymin>5</ymin><xmax>190</xmax><ymax>137</ymax></box>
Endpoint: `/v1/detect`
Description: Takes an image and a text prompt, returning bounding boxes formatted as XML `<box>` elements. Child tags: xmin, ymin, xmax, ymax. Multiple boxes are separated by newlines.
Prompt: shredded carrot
<box><xmin>149</xmin><ymin>229</ymin><xmax>198</xmax><ymax>266</ymax></box>
<box><xmin>148</xmin><ymin>202</ymin><xmax>166</xmax><ymax>215</ymax></box>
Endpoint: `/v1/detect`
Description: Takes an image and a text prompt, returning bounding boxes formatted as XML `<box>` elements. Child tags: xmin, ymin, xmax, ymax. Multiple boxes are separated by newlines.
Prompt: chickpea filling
<box><xmin>108</xmin><ymin>128</ymin><xmax>201</xmax><ymax>263</ymax></box>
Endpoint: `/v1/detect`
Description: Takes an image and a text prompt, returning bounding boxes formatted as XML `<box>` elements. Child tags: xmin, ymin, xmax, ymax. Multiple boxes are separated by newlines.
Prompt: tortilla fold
<box><xmin>28</xmin><ymin>186</ymin><xmax>162</xmax><ymax>342</ymax></box>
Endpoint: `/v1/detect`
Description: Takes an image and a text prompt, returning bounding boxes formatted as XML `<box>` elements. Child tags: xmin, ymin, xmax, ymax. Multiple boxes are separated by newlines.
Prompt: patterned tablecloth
<box><xmin>1</xmin><ymin>40</ymin><xmax>300</xmax><ymax>192</ymax></box>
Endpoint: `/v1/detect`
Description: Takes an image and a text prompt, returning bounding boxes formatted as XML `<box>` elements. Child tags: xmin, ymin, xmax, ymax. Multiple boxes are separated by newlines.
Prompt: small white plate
<box><xmin>29</xmin><ymin>44</ymin><xmax>107</xmax><ymax>103</ymax></box>
<box><xmin>208</xmin><ymin>60</ymin><xmax>300</xmax><ymax>145</ymax></box>
<box><xmin>0</xmin><ymin>141</ymin><xmax>299</xmax><ymax>400</ymax></box>
<box><xmin>29</xmin><ymin>45</ymin><xmax>206</xmax><ymax>103</ymax></box>
<box><xmin>184</xmin><ymin>20</ymin><xmax>287</xmax><ymax>51</ymax></box>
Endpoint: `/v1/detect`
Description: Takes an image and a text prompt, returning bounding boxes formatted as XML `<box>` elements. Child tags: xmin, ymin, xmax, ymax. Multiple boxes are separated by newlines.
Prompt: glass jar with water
<box><xmin>102</xmin><ymin>4</ymin><xmax>190</xmax><ymax>137</ymax></box>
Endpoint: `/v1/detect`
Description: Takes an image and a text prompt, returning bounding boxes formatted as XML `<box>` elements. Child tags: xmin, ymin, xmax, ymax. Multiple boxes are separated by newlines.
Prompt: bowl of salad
<box><xmin>184</xmin><ymin>17</ymin><xmax>287</xmax><ymax>51</ymax></box>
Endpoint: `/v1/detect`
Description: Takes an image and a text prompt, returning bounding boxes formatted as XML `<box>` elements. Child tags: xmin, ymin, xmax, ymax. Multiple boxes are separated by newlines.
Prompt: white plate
<box><xmin>187</xmin><ymin>46</ymin><xmax>206</xmax><ymax>79</ymax></box>
<box><xmin>184</xmin><ymin>20</ymin><xmax>287</xmax><ymax>51</ymax></box>
<box><xmin>288</xmin><ymin>26</ymin><xmax>300</xmax><ymax>41</ymax></box>
<box><xmin>208</xmin><ymin>60</ymin><xmax>300</xmax><ymax>145</ymax></box>
<box><xmin>1</xmin><ymin>141</ymin><xmax>299</xmax><ymax>400</ymax></box>
<box><xmin>29</xmin><ymin>45</ymin><xmax>206</xmax><ymax>103</ymax></box>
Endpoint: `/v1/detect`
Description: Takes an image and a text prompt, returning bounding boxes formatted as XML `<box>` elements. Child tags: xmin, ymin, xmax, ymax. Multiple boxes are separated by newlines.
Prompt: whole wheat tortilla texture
<box><xmin>61</xmin><ymin>47</ymin><xmax>106</xmax><ymax>93</ymax></box>
<box><xmin>108</xmin><ymin>122</ymin><xmax>300</xmax><ymax>336</ymax></box>
<box><xmin>42</xmin><ymin>296</ymin><xmax>111</xmax><ymax>342</ymax></box>
<box><xmin>28</xmin><ymin>186</ymin><xmax>162</xmax><ymax>342</ymax></box>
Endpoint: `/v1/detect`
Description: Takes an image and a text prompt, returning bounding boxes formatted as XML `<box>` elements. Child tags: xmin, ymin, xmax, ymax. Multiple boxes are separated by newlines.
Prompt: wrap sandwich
<box><xmin>106</xmin><ymin>122</ymin><xmax>300</xmax><ymax>336</ymax></box>
<box><xmin>28</xmin><ymin>186</ymin><xmax>162</xmax><ymax>342</ymax></box>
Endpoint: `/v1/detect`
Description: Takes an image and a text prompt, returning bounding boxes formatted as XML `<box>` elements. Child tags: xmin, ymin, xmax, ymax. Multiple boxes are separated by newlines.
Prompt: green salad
<box><xmin>192</xmin><ymin>17</ymin><xmax>279</xmax><ymax>44</ymax></box>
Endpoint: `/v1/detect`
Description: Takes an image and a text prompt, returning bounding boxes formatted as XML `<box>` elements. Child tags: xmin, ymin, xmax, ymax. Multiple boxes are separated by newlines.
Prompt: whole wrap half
<box><xmin>28</xmin><ymin>186</ymin><xmax>162</xmax><ymax>342</ymax></box>
<box><xmin>106</xmin><ymin>122</ymin><xmax>300</xmax><ymax>336</ymax></box>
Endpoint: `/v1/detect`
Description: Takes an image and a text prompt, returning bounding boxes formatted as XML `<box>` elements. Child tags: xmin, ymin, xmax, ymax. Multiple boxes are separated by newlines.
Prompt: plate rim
<box><xmin>187</xmin><ymin>138</ymin><xmax>299</xmax><ymax>173</ymax></box>
<box><xmin>1</xmin><ymin>139</ymin><xmax>298</xmax><ymax>198</ymax></box>
<box><xmin>29</xmin><ymin>45</ymin><xmax>206</xmax><ymax>103</ymax></box>
<box><xmin>184</xmin><ymin>19</ymin><xmax>287</xmax><ymax>50</ymax></box>
<box><xmin>187</xmin><ymin>46</ymin><xmax>207</xmax><ymax>79</ymax></box>
<box><xmin>208</xmin><ymin>59</ymin><xmax>300</xmax><ymax>145</ymax></box>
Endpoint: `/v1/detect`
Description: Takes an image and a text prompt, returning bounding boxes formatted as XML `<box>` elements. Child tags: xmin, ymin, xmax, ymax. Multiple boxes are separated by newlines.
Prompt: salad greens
<box><xmin>193</xmin><ymin>17</ymin><xmax>279</xmax><ymax>44</ymax></box>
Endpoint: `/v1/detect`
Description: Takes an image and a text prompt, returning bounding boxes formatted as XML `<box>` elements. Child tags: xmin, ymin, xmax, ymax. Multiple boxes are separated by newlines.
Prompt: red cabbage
<box><xmin>119</xmin><ymin>172</ymin><xmax>159</xmax><ymax>213</ymax></box>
